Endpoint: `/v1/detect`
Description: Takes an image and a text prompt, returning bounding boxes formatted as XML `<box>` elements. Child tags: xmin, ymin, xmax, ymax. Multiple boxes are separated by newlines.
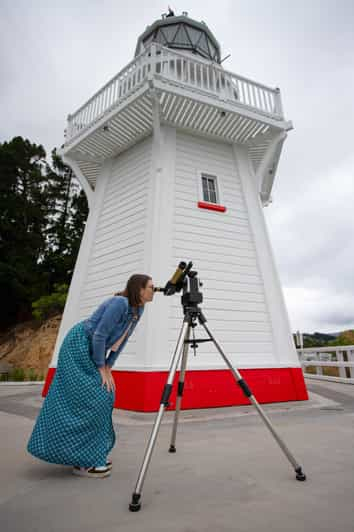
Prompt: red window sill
<box><xmin>197</xmin><ymin>201</ymin><xmax>227</xmax><ymax>213</ymax></box>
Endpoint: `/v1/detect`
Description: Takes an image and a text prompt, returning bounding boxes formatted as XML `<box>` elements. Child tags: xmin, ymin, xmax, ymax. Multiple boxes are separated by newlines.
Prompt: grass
<box><xmin>0</xmin><ymin>367</ymin><xmax>45</xmax><ymax>382</ymax></box>
<box><xmin>305</xmin><ymin>366</ymin><xmax>340</xmax><ymax>377</ymax></box>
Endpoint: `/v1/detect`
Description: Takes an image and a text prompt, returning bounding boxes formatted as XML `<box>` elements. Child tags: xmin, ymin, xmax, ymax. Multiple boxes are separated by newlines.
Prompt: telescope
<box><xmin>153</xmin><ymin>261</ymin><xmax>194</xmax><ymax>296</ymax></box>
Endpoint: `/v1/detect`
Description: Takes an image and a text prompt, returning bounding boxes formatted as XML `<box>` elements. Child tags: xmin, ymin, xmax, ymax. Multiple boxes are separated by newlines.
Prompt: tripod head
<box><xmin>181</xmin><ymin>268</ymin><xmax>203</xmax><ymax>309</ymax></box>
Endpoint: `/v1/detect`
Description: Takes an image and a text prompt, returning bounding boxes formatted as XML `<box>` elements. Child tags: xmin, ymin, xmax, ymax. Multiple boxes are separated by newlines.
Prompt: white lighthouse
<box><xmin>44</xmin><ymin>12</ymin><xmax>308</xmax><ymax>410</ymax></box>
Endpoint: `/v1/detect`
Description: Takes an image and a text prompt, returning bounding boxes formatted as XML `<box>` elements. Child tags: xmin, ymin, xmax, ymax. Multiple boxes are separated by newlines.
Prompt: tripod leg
<box><xmin>129</xmin><ymin>320</ymin><xmax>191</xmax><ymax>512</ymax></box>
<box><xmin>169</xmin><ymin>325</ymin><xmax>191</xmax><ymax>453</ymax></box>
<box><xmin>199</xmin><ymin>319</ymin><xmax>306</xmax><ymax>482</ymax></box>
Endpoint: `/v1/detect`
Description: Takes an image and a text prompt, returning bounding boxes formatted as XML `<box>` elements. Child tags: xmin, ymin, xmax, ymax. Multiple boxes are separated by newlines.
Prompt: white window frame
<box><xmin>196</xmin><ymin>171</ymin><xmax>223</xmax><ymax>205</ymax></box>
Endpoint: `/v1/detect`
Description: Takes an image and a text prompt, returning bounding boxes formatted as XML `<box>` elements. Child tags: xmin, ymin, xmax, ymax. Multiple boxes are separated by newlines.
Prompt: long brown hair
<box><xmin>115</xmin><ymin>274</ymin><xmax>152</xmax><ymax>307</ymax></box>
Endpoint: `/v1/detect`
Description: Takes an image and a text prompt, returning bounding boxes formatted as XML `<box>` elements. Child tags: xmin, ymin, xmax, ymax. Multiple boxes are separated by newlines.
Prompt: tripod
<box><xmin>129</xmin><ymin>267</ymin><xmax>306</xmax><ymax>512</ymax></box>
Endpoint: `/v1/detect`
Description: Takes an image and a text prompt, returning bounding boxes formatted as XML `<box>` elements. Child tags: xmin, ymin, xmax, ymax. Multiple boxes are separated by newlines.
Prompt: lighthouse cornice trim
<box><xmin>256</xmin><ymin>131</ymin><xmax>288</xmax><ymax>205</ymax></box>
<box><xmin>61</xmin><ymin>154</ymin><xmax>95</xmax><ymax>209</ymax></box>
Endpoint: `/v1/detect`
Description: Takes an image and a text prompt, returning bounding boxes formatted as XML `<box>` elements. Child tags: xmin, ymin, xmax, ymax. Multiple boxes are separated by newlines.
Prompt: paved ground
<box><xmin>0</xmin><ymin>379</ymin><xmax>353</xmax><ymax>532</ymax></box>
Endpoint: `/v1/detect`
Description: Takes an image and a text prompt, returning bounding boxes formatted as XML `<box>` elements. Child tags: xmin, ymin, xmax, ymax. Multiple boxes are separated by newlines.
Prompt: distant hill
<box><xmin>303</xmin><ymin>332</ymin><xmax>336</xmax><ymax>347</ymax></box>
<box><xmin>294</xmin><ymin>330</ymin><xmax>354</xmax><ymax>348</ymax></box>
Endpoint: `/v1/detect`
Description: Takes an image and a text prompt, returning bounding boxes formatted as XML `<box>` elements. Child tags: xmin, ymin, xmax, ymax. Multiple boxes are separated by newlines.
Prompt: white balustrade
<box><xmin>298</xmin><ymin>345</ymin><xmax>354</xmax><ymax>384</ymax></box>
<box><xmin>66</xmin><ymin>49</ymin><xmax>153</xmax><ymax>141</ymax></box>
<box><xmin>65</xmin><ymin>43</ymin><xmax>284</xmax><ymax>143</ymax></box>
<box><xmin>154</xmin><ymin>45</ymin><xmax>281</xmax><ymax>116</ymax></box>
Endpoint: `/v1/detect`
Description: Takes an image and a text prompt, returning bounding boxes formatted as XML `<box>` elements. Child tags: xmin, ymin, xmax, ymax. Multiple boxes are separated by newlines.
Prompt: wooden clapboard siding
<box><xmin>78</xmin><ymin>137</ymin><xmax>151</xmax><ymax>349</ymax></box>
<box><xmin>171</xmin><ymin>132</ymin><xmax>275</xmax><ymax>364</ymax></box>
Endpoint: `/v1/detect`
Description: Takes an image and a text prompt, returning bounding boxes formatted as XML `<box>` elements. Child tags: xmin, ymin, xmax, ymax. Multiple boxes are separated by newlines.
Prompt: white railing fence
<box><xmin>65</xmin><ymin>43</ymin><xmax>284</xmax><ymax>143</ymax></box>
<box><xmin>297</xmin><ymin>345</ymin><xmax>354</xmax><ymax>384</ymax></box>
<box><xmin>65</xmin><ymin>47</ymin><xmax>153</xmax><ymax>141</ymax></box>
<box><xmin>152</xmin><ymin>44</ymin><xmax>282</xmax><ymax>116</ymax></box>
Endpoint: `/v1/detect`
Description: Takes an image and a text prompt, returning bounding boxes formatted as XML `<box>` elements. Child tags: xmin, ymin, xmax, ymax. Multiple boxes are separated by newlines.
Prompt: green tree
<box><xmin>0</xmin><ymin>138</ymin><xmax>89</xmax><ymax>330</ymax></box>
<box><xmin>328</xmin><ymin>330</ymin><xmax>354</xmax><ymax>346</ymax></box>
<box><xmin>40</xmin><ymin>149</ymin><xmax>88</xmax><ymax>289</ymax></box>
<box><xmin>0</xmin><ymin>137</ymin><xmax>50</xmax><ymax>328</ymax></box>
<box><xmin>32</xmin><ymin>283</ymin><xmax>68</xmax><ymax>321</ymax></box>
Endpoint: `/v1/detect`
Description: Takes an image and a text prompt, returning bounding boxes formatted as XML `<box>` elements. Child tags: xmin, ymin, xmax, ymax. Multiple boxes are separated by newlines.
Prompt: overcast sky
<box><xmin>1</xmin><ymin>0</ymin><xmax>354</xmax><ymax>333</ymax></box>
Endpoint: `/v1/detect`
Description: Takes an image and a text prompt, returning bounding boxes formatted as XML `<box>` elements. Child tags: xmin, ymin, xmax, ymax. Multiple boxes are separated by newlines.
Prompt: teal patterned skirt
<box><xmin>27</xmin><ymin>322</ymin><xmax>116</xmax><ymax>468</ymax></box>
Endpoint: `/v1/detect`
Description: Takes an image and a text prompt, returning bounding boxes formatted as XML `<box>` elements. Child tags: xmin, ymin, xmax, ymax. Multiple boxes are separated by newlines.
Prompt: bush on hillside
<box><xmin>32</xmin><ymin>283</ymin><xmax>68</xmax><ymax>321</ymax></box>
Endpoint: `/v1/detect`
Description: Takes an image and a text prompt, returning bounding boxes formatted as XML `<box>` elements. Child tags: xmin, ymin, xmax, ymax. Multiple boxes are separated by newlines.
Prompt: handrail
<box><xmin>153</xmin><ymin>43</ymin><xmax>280</xmax><ymax>93</ymax></box>
<box><xmin>153</xmin><ymin>44</ymin><xmax>282</xmax><ymax>117</ymax></box>
<box><xmin>65</xmin><ymin>43</ymin><xmax>284</xmax><ymax>144</ymax></box>
<box><xmin>297</xmin><ymin>345</ymin><xmax>354</xmax><ymax>383</ymax></box>
<box><xmin>65</xmin><ymin>47</ymin><xmax>152</xmax><ymax>142</ymax></box>
<box><xmin>69</xmin><ymin>46</ymin><xmax>150</xmax><ymax>119</ymax></box>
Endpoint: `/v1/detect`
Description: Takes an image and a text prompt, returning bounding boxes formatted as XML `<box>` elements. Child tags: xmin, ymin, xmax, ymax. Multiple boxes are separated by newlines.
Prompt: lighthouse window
<box><xmin>201</xmin><ymin>174</ymin><xmax>218</xmax><ymax>204</ymax></box>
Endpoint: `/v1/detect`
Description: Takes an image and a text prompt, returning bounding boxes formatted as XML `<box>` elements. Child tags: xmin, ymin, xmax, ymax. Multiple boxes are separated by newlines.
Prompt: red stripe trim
<box><xmin>43</xmin><ymin>367</ymin><xmax>308</xmax><ymax>412</ymax></box>
<box><xmin>197</xmin><ymin>201</ymin><xmax>226</xmax><ymax>212</ymax></box>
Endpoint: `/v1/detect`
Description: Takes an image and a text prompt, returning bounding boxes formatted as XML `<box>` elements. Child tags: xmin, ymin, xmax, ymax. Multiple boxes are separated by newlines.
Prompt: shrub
<box><xmin>9</xmin><ymin>368</ymin><xmax>26</xmax><ymax>381</ymax></box>
<box><xmin>27</xmin><ymin>368</ymin><xmax>38</xmax><ymax>381</ymax></box>
<box><xmin>32</xmin><ymin>283</ymin><xmax>68</xmax><ymax>321</ymax></box>
<box><xmin>329</xmin><ymin>330</ymin><xmax>354</xmax><ymax>346</ymax></box>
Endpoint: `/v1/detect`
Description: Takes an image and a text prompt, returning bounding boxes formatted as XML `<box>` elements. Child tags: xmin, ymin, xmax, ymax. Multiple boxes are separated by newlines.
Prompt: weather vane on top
<box><xmin>162</xmin><ymin>7</ymin><xmax>189</xmax><ymax>19</ymax></box>
<box><xmin>166</xmin><ymin>6</ymin><xmax>175</xmax><ymax>17</ymax></box>
<box><xmin>162</xmin><ymin>6</ymin><xmax>175</xmax><ymax>18</ymax></box>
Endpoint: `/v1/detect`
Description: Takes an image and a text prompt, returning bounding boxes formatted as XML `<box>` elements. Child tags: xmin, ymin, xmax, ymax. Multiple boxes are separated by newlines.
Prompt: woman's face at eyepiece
<box><xmin>140</xmin><ymin>279</ymin><xmax>154</xmax><ymax>304</ymax></box>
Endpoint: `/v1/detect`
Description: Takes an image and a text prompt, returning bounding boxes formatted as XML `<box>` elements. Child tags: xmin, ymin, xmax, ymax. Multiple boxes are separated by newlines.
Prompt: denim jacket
<box><xmin>83</xmin><ymin>296</ymin><xmax>144</xmax><ymax>368</ymax></box>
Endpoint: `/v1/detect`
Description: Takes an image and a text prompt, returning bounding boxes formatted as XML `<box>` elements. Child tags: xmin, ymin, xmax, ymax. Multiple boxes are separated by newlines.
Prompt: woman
<box><xmin>27</xmin><ymin>274</ymin><xmax>154</xmax><ymax>478</ymax></box>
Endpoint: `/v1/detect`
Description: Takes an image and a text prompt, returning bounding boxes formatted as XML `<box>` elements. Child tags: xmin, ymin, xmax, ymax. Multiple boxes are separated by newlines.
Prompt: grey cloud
<box><xmin>1</xmin><ymin>0</ymin><xmax>354</xmax><ymax>332</ymax></box>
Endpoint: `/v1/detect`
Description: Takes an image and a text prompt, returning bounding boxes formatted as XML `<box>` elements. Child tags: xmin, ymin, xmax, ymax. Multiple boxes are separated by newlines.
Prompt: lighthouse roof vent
<box><xmin>135</xmin><ymin>12</ymin><xmax>221</xmax><ymax>63</ymax></box>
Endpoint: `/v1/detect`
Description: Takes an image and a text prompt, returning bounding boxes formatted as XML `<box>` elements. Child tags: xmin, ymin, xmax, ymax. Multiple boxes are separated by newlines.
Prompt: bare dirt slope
<box><xmin>0</xmin><ymin>315</ymin><xmax>61</xmax><ymax>377</ymax></box>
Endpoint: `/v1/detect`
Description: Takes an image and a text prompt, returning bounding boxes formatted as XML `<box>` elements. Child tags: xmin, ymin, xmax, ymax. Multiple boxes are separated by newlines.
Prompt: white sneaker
<box><xmin>72</xmin><ymin>465</ymin><xmax>111</xmax><ymax>478</ymax></box>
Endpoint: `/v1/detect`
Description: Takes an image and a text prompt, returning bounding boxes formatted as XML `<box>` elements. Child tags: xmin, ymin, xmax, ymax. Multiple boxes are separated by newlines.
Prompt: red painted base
<box><xmin>42</xmin><ymin>367</ymin><xmax>308</xmax><ymax>412</ymax></box>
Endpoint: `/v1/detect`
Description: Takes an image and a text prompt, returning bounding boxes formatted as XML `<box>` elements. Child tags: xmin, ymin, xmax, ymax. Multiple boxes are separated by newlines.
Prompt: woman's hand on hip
<box><xmin>106</xmin><ymin>365</ymin><xmax>116</xmax><ymax>393</ymax></box>
<box><xmin>98</xmin><ymin>366</ymin><xmax>115</xmax><ymax>393</ymax></box>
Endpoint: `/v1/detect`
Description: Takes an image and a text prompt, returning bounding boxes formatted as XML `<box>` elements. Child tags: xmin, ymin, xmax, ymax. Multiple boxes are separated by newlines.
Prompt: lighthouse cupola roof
<box><xmin>135</xmin><ymin>10</ymin><xmax>221</xmax><ymax>63</ymax></box>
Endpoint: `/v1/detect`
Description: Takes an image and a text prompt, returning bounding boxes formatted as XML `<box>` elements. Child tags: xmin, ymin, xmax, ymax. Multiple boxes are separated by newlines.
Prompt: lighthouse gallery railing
<box><xmin>65</xmin><ymin>43</ymin><xmax>284</xmax><ymax>143</ymax></box>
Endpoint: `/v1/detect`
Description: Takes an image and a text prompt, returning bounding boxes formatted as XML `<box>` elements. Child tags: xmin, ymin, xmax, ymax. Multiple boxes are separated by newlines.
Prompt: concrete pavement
<box><xmin>0</xmin><ymin>380</ymin><xmax>353</xmax><ymax>532</ymax></box>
